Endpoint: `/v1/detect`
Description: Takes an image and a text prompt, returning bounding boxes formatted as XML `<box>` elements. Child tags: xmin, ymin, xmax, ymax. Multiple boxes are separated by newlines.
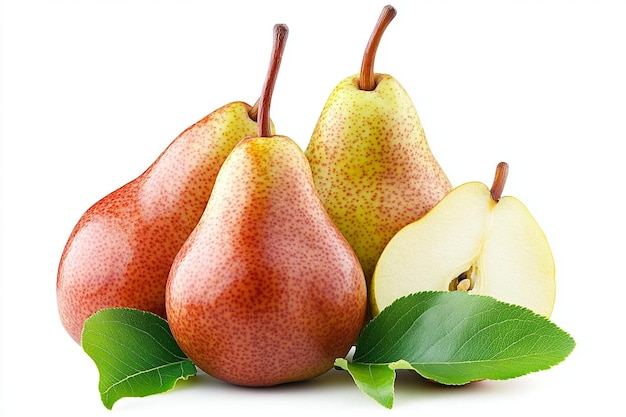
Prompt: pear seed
<box><xmin>456</xmin><ymin>279</ymin><xmax>471</xmax><ymax>292</ymax></box>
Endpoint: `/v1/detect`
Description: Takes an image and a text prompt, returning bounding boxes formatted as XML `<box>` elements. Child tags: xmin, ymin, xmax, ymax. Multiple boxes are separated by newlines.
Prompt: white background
<box><xmin>1</xmin><ymin>0</ymin><xmax>625</xmax><ymax>415</ymax></box>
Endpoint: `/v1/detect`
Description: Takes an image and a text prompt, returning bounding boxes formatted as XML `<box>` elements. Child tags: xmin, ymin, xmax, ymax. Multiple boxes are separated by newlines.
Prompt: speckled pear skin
<box><xmin>166</xmin><ymin>135</ymin><xmax>367</xmax><ymax>387</ymax></box>
<box><xmin>305</xmin><ymin>74</ymin><xmax>452</xmax><ymax>286</ymax></box>
<box><xmin>57</xmin><ymin>102</ymin><xmax>264</xmax><ymax>344</ymax></box>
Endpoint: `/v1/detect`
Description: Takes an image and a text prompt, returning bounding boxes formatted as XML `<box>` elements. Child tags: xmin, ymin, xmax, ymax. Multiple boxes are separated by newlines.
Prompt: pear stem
<box><xmin>257</xmin><ymin>24</ymin><xmax>289</xmax><ymax>138</ymax></box>
<box><xmin>490</xmin><ymin>162</ymin><xmax>509</xmax><ymax>202</ymax></box>
<box><xmin>248</xmin><ymin>99</ymin><xmax>259</xmax><ymax>122</ymax></box>
<box><xmin>359</xmin><ymin>5</ymin><xmax>397</xmax><ymax>91</ymax></box>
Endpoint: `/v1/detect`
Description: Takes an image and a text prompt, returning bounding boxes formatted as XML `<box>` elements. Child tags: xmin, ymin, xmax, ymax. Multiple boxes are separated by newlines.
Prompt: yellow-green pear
<box><xmin>166</xmin><ymin>25</ymin><xmax>366</xmax><ymax>387</ymax></box>
<box><xmin>305</xmin><ymin>5</ymin><xmax>452</xmax><ymax>297</ymax></box>
<box><xmin>371</xmin><ymin>162</ymin><xmax>556</xmax><ymax>317</ymax></box>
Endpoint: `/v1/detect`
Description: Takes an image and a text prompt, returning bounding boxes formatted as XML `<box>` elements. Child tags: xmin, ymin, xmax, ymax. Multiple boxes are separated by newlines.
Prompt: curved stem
<box><xmin>490</xmin><ymin>161</ymin><xmax>509</xmax><ymax>202</ymax></box>
<box><xmin>359</xmin><ymin>5</ymin><xmax>397</xmax><ymax>91</ymax></box>
<box><xmin>248</xmin><ymin>99</ymin><xmax>259</xmax><ymax>122</ymax></box>
<box><xmin>257</xmin><ymin>24</ymin><xmax>289</xmax><ymax>137</ymax></box>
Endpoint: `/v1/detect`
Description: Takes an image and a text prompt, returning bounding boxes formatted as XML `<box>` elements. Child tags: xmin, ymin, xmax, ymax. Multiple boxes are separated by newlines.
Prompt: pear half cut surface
<box><xmin>371</xmin><ymin>175</ymin><xmax>556</xmax><ymax>318</ymax></box>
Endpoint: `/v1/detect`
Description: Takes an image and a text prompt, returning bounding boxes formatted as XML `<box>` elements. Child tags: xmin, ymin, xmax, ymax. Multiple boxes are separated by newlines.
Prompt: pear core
<box><xmin>451</xmin><ymin>267</ymin><xmax>476</xmax><ymax>292</ymax></box>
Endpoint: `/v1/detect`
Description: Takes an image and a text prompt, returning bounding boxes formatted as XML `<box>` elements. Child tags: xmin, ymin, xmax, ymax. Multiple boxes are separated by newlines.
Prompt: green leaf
<box><xmin>82</xmin><ymin>308</ymin><xmax>196</xmax><ymax>409</ymax></box>
<box><xmin>337</xmin><ymin>291</ymin><xmax>575</xmax><ymax>407</ymax></box>
<box><xmin>334</xmin><ymin>359</ymin><xmax>396</xmax><ymax>409</ymax></box>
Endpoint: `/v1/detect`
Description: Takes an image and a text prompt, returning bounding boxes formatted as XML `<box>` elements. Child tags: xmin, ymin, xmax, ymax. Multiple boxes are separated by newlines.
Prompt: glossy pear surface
<box><xmin>371</xmin><ymin>182</ymin><xmax>556</xmax><ymax>317</ymax></box>
<box><xmin>57</xmin><ymin>102</ymin><xmax>264</xmax><ymax>343</ymax></box>
<box><xmin>166</xmin><ymin>135</ymin><xmax>366</xmax><ymax>387</ymax></box>
<box><xmin>305</xmin><ymin>74</ymin><xmax>452</xmax><ymax>284</ymax></box>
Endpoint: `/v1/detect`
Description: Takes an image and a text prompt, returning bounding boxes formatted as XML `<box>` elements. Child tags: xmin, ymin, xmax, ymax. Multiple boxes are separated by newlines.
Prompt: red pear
<box><xmin>166</xmin><ymin>24</ymin><xmax>367</xmax><ymax>387</ymax></box>
<box><xmin>57</xmin><ymin>92</ymin><xmax>271</xmax><ymax>344</ymax></box>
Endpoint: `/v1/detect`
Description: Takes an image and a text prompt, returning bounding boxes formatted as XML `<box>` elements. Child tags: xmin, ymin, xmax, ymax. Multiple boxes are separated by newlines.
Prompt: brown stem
<box><xmin>490</xmin><ymin>162</ymin><xmax>509</xmax><ymax>202</ymax></box>
<box><xmin>257</xmin><ymin>24</ymin><xmax>289</xmax><ymax>137</ymax></box>
<box><xmin>359</xmin><ymin>5</ymin><xmax>397</xmax><ymax>91</ymax></box>
<box><xmin>248</xmin><ymin>99</ymin><xmax>259</xmax><ymax>122</ymax></box>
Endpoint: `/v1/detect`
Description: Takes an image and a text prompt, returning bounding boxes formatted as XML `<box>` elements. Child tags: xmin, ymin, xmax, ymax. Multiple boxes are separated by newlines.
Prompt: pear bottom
<box><xmin>166</xmin><ymin>284</ymin><xmax>365</xmax><ymax>387</ymax></box>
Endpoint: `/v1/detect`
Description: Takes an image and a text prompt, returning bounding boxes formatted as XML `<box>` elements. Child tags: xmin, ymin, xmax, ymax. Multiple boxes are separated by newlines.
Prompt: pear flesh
<box><xmin>166</xmin><ymin>135</ymin><xmax>367</xmax><ymax>387</ymax></box>
<box><xmin>57</xmin><ymin>102</ymin><xmax>264</xmax><ymax>344</ymax></box>
<box><xmin>306</xmin><ymin>74</ymin><xmax>452</xmax><ymax>284</ymax></box>
<box><xmin>371</xmin><ymin>182</ymin><xmax>556</xmax><ymax>317</ymax></box>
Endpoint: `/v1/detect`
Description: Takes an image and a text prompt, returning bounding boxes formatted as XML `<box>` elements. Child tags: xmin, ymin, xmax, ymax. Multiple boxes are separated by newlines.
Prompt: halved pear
<box><xmin>371</xmin><ymin>162</ymin><xmax>556</xmax><ymax>317</ymax></box>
